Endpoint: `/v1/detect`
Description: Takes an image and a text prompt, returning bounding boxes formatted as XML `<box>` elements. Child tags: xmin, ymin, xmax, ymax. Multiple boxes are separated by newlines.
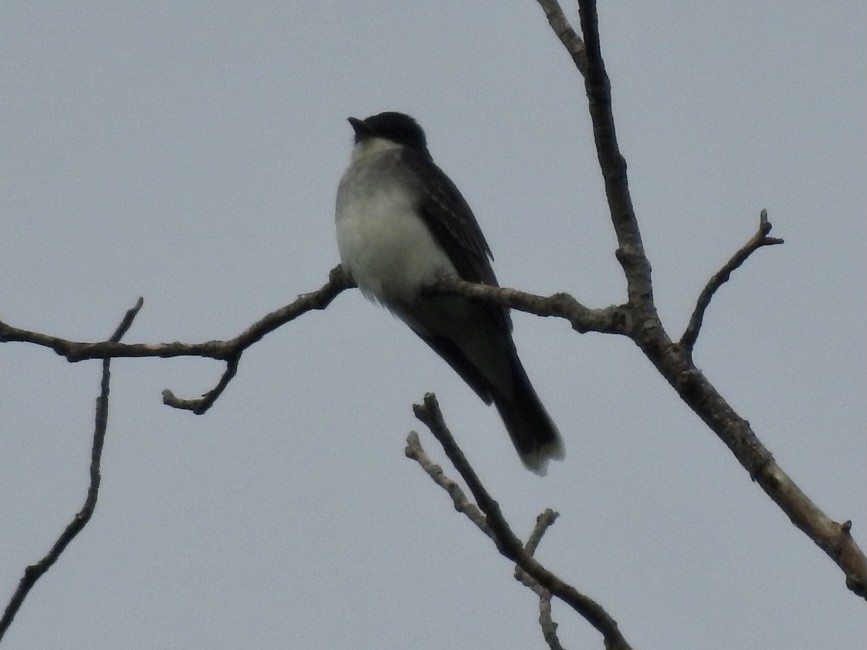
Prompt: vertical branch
<box><xmin>0</xmin><ymin>298</ymin><xmax>143</xmax><ymax>641</ymax></box>
<box><xmin>577</xmin><ymin>0</ymin><xmax>655</xmax><ymax>314</ymax></box>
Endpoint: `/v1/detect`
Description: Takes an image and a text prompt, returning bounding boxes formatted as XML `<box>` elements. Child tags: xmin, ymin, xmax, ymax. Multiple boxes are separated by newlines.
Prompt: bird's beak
<box><xmin>348</xmin><ymin>116</ymin><xmax>368</xmax><ymax>137</ymax></box>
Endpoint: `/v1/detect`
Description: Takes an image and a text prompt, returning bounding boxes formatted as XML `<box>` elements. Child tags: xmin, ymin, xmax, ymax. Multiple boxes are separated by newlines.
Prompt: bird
<box><xmin>335</xmin><ymin>111</ymin><xmax>564</xmax><ymax>475</ymax></box>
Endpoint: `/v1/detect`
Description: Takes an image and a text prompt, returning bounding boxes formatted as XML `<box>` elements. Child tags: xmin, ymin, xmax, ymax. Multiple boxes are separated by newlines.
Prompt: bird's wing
<box><xmin>401</xmin><ymin>149</ymin><xmax>498</xmax><ymax>287</ymax></box>
<box><xmin>400</xmin><ymin>148</ymin><xmax>512</xmax><ymax>333</ymax></box>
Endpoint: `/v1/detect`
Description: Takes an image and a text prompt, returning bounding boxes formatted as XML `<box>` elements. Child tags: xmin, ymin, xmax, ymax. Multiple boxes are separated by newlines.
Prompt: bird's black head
<box><xmin>348</xmin><ymin>112</ymin><xmax>428</xmax><ymax>153</ymax></box>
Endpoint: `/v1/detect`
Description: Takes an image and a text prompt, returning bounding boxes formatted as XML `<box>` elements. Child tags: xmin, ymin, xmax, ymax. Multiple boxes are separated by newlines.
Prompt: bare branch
<box><xmin>575</xmin><ymin>0</ymin><xmax>653</xmax><ymax>314</ymax></box>
<box><xmin>161</xmin><ymin>355</ymin><xmax>240</xmax><ymax>414</ymax></box>
<box><xmin>0</xmin><ymin>266</ymin><xmax>352</xmax><ymax>362</ymax></box>
<box><xmin>407</xmin><ymin>433</ymin><xmax>571</xmax><ymax>650</ymax></box>
<box><xmin>404</xmin><ymin>432</ymin><xmax>491</xmax><ymax>539</ymax></box>
<box><xmin>515</xmin><ymin>510</ymin><xmax>563</xmax><ymax>650</ymax></box>
<box><xmin>538</xmin><ymin>591</ymin><xmax>565</xmax><ymax>650</ymax></box>
<box><xmin>649</xmin><ymin>341</ymin><xmax>867</xmax><ymax>599</ymax></box>
<box><xmin>426</xmin><ymin>278</ymin><xmax>631</xmax><ymax>336</ymax></box>
<box><xmin>0</xmin><ymin>266</ymin><xmax>354</xmax><ymax>413</ymax></box>
<box><xmin>536</xmin><ymin>0</ymin><xmax>586</xmax><ymax>74</ymax></box>
<box><xmin>534</xmin><ymin>0</ymin><xmax>867</xmax><ymax>600</ymax></box>
<box><xmin>0</xmin><ymin>298</ymin><xmax>143</xmax><ymax>642</ymax></box>
<box><xmin>525</xmin><ymin>509</ymin><xmax>559</xmax><ymax>556</ymax></box>
<box><xmin>411</xmin><ymin>394</ymin><xmax>633</xmax><ymax>650</ymax></box>
<box><xmin>413</xmin><ymin>395</ymin><xmax>524</xmax><ymax>557</ymax></box>
<box><xmin>681</xmin><ymin>210</ymin><xmax>784</xmax><ymax>351</ymax></box>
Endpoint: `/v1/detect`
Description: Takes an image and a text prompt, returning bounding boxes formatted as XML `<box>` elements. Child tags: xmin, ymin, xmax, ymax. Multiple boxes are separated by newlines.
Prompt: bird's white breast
<box><xmin>336</xmin><ymin>148</ymin><xmax>457</xmax><ymax>306</ymax></box>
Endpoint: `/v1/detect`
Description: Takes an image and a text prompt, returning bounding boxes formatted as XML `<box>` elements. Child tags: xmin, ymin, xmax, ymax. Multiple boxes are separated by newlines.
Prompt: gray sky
<box><xmin>1</xmin><ymin>2</ymin><xmax>864</xmax><ymax>648</ymax></box>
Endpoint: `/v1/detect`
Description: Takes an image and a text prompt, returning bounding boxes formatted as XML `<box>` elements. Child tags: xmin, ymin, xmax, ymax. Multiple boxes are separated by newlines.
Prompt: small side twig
<box><xmin>161</xmin><ymin>264</ymin><xmax>354</xmax><ymax>412</ymax></box>
<box><xmin>515</xmin><ymin>510</ymin><xmax>563</xmax><ymax>650</ymax></box>
<box><xmin>524</xmin><ymin>509</ymin><xmax>559</xmax><ymax>556</ymax></box>
<box><xmin>0</xmin><ymin>298</ymin><xmax>143</xmax><ymax>642</ymax></box>
<box><xmin>681</xmin><ymin>210</ymin><xmax>784</xmax><ymax>351</ymax></box>
<box><xmin>162</xmin><ymin>355</ymin><xmax>241</xmax><ymax>414</ymax></box>
<box><xmin>405</xmin><ymin>432</ymin><xmax>491</xmax><ymax>538</ymax></box>
<box><xmin>409</xmin><ymin>393</ymin><xmax>632</xmax><ymax>650</ymax></box>
<box><xmin>536</xmin><ymin>0</ymin><xmax>587</xmax><ymax>74</ymax></box>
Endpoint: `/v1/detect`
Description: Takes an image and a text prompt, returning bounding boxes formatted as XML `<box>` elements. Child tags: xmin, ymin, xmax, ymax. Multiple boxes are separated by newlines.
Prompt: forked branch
<box><xmin>0</xmin><ymin>266</ymin><xmax>354</xmax><ymax>414</ymax></box>
<box><xmin>409</xmin><ymin>393</ymin><xmax>632</xmax><ymax>650</ymax></box>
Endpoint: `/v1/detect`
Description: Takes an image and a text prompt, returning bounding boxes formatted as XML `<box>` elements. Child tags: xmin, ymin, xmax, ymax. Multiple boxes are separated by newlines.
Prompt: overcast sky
<box><xmin>1</xmin><ymin>2</ymin><xmax>864</xmax><ymax>649</ymax></box>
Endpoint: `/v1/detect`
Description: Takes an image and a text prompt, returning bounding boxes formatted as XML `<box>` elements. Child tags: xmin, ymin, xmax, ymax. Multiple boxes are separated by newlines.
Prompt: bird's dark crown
<box><xmin>349</xmin><ymin>111</ymin><xmax>428</xmax><ymax>152</ymax></box>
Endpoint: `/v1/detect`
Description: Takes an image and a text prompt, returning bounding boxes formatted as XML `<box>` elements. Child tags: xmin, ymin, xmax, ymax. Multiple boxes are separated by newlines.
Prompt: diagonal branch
<box><xmin>410</xmin><ymin>393</ymin><xmax>632</xmax><ymax>650</ymax></box>
<box><xmin>405</xmin><ymin>431</ymin><xmax>491</xmax><ymax>538</ymax></box>
<box><xmin>536</xmin><ymin>0</ymin><xmax>587</xmax><ymax>74</ymax></box>
<box><xmin>654</xmin><ymin>347</ymin><xmax>867</xmax><ymax>599</ymax></box>
<box><xmin>536</xmin><ymin>0</ymin><xmax>867</xmax><ymax>601</ymax></box>
<box><xmin>681</xmin><ymin>209</ymin><xmax>784</xmax><ymax>351</ymax></box>
<box><xmin>405</xmin><ymin>437</ymin><xmax>565</xmax><ymax>648</ymax></box>
<box><xmin>0</xmin><ymin>298</ymin><xmax>143</xmax><ymax>642</ymax></box>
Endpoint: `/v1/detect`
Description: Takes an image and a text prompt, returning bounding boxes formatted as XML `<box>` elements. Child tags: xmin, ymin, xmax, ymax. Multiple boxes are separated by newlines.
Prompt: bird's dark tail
<box><xmin>492</xmin><ymin>361</ymin><xmax>564</xmax><ymax>476</ymax></box>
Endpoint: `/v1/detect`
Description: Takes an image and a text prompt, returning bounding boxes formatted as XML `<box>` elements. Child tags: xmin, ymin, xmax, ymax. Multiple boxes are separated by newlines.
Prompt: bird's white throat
<box><xmin>351</xmin><ymin>136</ymin><xmax>404</xmax><ymax>163</ymax></box>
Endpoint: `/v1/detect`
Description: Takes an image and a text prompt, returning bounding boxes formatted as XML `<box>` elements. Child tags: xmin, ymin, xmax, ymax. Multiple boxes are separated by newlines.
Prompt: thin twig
<box><xmin>404</xmin><ymin>432</ymin><xmax>491</xmax><ymax>538</ymax></box>
<box><xmin>681</xmin><ymin>210</ymin><xmax>784</xmax><ymax>351</ymax></box>
<box><xmin>515</xmin><ymin>510</ymin><xmax>563</xmax><ymax>650</ymax></box>
<box><xmin>0</xmin><ymin>265</ymin><xmax>352</xmax><ymax>363</ymax></box>
<box><xmin>162</xmin><ymin>355</ymin><xmax>240</xmax><ymax>414</ymax></box>
<box><xmin>525</xmin><ymin>509</ymin><xmax>559</xmax><ymax>556</ymax></box>
<box><xmin>412</xmin><ymin>395</ymin><xmax>523</xmax><ymax>557</ymax></box>
<box><xmin>536</xmin><ymin>0</ymin><xmax>587</xmax><ymax>74</ymax></box>
<box><xmin>0</xmin><ymin>298</ymin><xmax>143</xmax><ymax>642</ymax></box>
<box><xmin>411</xmin><ymin>394</ymin><xmax>632</xmax><ymax>650</ymax></box>
<box><xmin>407</xmin><ymin>432</ymin><xmax>565</xmax><ymax>649</ymax></box>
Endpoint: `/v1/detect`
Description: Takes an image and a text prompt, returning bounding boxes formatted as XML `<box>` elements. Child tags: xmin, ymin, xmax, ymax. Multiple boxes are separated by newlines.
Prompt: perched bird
<box><xmin>335</xmin><ymin>111</ymin><xmax>563</xmax><ymax>474</ymax></box>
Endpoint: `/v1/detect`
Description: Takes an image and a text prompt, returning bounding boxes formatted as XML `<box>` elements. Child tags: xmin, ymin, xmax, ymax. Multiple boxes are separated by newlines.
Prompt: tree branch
<box><xmin>514</xmin><ymin>510</ymin><xmax>564</xmax><ymax>650</ymax></box>
<box><xmin>405</xmin><ymin>436</ymin><xmax>565</xmax><ymax>648</ymax></box>
<box><xmin>405</xmin><ymin>432</ymin><xmax>492</xmax><ymax>539</ymax></box>
<box><xmin>534</xmin><ymin>0</ymin><xmax>867</xmax><ymax>600</ymax></box>
<box><xmin>0</xmin><ymin>265</ymin><xmax>354</xmax><ymax>413</ymax></box>
<box><xmin>536</xmin><ymin>0</ymin><xmax>586</xmax><ymax>74</ymax></box>
<box><xmin>576</xmin><ymin>0</ymin><xmax>654</xmax><ymax>315</ymax></box>
<box><xmin>0</xmin><ymin>266</ymin><xmax>351</xmax><ymax>363</ymax></box>
<box><xmin>426</xmin><ymin>278</ymin><xmax>631</xmax><ymax>335</ymax></box>
<box><xmin>0</xmin><ymin>298</ymin><xmax>143</xmax><ymax>642</ymax></box>
<box><xmin>681</xmin><ymin>209</ymin><xmax>784</xmax><ymax>351</ymax></box>
<box><xmin>410</xmin><ymin>393</ymin><xmax>632</xmax><ymax>650</ymax></box>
